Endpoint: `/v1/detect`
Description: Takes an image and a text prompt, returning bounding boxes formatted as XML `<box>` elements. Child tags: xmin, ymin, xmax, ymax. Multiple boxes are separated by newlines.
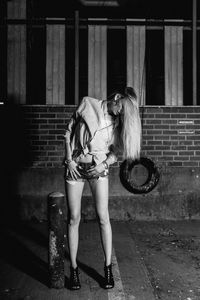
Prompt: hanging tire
<box><xmin>119</xmin><ymin>157</ymin><xmax>160</xmax><ymax>194</ymax></box>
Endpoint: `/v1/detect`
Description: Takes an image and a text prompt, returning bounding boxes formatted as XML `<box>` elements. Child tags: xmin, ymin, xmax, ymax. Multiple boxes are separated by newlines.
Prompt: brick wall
<box><xmin>2</xmin><ymin>105</ymin><xmax>199</xmax><ymax>169</ymax></box>
<box><xmin>140</xmin><ymin>106</ymin><xmax>200</xmax><ymax>168</ymax></box>
<box><xmin>1</xmin><ymin>104</ymin><xmax>200</xmax><ymax>221</ymax></box>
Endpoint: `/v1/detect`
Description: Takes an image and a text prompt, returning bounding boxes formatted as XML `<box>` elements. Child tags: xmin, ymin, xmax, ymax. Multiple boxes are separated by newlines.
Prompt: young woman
<box><xmin>64</xmin><ymin>87</ymin><xmax>141</xmax><ymax>290</ymax></box>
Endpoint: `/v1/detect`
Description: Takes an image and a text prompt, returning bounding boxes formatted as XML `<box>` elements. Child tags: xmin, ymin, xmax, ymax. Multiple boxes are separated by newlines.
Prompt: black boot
<box><xmin>70</xmin><ymin>267</ymin><xmax>81</xmax><ymax>290</ymax></box>
<box><xmin>104</xmin><ymin>264</ymin><xmax>114</xmax><ymax>289</ymax></box>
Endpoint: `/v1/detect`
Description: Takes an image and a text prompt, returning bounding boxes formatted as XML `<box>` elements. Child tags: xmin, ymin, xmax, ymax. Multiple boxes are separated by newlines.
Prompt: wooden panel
<box><xmin>88</xmin><ymin>25</ymin><xmax>107</xmax><ymax>99</ymax></box>
<box><xmin>7</xmin><ymin>25</ymin><xmax>26</xmax><ymax>104</ymax></box>
<box><xmin>7</xmin><ymin>0</ymin><xmax>26</xmax><ymax>19</ymax></box>
<box><xmin>165</xmin><ymin>26</ymin><xmax>183</xmax><ymax>106</ymax></box>
<box><xmin>74</xmin><ymin>11</ymin><xmax>79</xmax><ymax>105</ymax></box>
<box><xmin>7</xmin><ymin>0</ymin><xmax>26</xmax><ymax>104</ymax></box>
<box><xmin>127</xmin><ymin>25</ymin><xmax>146</xmax><ymax>105</ymax></box>
<box><xmin>46</xmin><ymin>24</ymin><xmax>65</xmax><ymax>105</ymax></box>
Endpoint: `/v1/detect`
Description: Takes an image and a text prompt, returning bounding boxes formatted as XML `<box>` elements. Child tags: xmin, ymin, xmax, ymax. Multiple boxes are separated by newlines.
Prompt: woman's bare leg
<box><xmin>66</xmin><ymin>180</ymin><xmax>85</xmax><ymax>268</ymax></box>
<box><xmin>89</xmin><ymin>177</ymin><xmax>112</xmax><ymax>266</ymax></box>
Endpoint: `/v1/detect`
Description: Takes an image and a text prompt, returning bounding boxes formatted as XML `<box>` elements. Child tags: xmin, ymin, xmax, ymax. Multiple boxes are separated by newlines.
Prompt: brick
<box><xmin>142</xmin><ymin>135</ymin><xmax>154</xmax><ymax>140</ymax></box>
<box><xmin>183</xmin><ymin>162</ymin><xmax>198</xmax><ymax>167</ymax></box>
<box><xmin>190</xmin><ymin>156</ymin><xmax>200</xmax><ymax>161</ymax></box>
<box><xmin>40</xmin><ymin>146</ymin><xmax>55</xmax><ymax>151</ymax></box>
<box><xmin>32</xmin><ymin>119</ymin><xmax>47</xmax><ymax>124</ymax></box>
<box><xmin>157</xmin><ymin>156</ymin><xmax>173</xmax><ymax>161</ymax></box>
<box><xmin>174</xmin><ymin>156</ymin><xmax>189</xmax><ymax>161</ymax></box>
<box><xmin>168</xmin><ymin>161</ymin><xmax>183</xmax><ymax>167</ymax></box>
<box><xmin>143</xmin><ymin>113</ymin><xmax>155</xmax><ymax>118</ymax></box>
<box><xmin>40</xmin><ymin>124</ymin><xmax>56</xmax><ymax>129</ymax></box>
<box><xmin>31</xmin><ymin>106</ymin><xmax>48</xmax><ymax>112</ymax></box>
<box><xmin>171</xmin><ymin>136</ymin><xmax>185</xmax><ymax>140</ymax></box>
<box><xmin>48</xmin><ymin>151</ymin><xmax>64</xmax><ymax>156</ymax></box>
<box><xmin>142</xmin><ymin>125</ymin><xmax>154</xmax><ymax>130</ymax></box>
<box><xmin>142</xmin><ymin>146</ymin><xmax>155</xmax><ymax>150</ymax></box>
<box><xmin>158</xmin><ymin>125</ymin><xmax>169</xmax><ymax>129</ymax></box>
<box><xmin>146</xmin><ymin>120</ymin><xmax>162</xmax><ymax>124</ymax></box>
<box><xmin>32</xmin><ymin>141</ymin><xmax>48</xmax><ymax>145</ymax></box>
<box><xmin>179</xmin><ymin>151</ymin><xmax>194</xmax><ymax>156</ymax></box>
<box><xmin>186</xmin><ymin>114</ymin><xmax>200</xmax><ymax>118</ymax></box>
<box><xmin>163</xmin><ymin>151</ymin><xmax>178</xmax><ymax>156</ymax></box>
<box><xmin>179</xmin><ymin>141</ymin><xmax>192</xmax><ymax>145</ymax></box>
<box><xmin>155</xmin><ymin>114</ymin><xmax>171</xmax><ymax>118</ymax></box>
<box><xmin>155</xmin><ymin>136</ymin><xmax>170</xmax><ymax>140</ymax></box>
<box><xmin>40</xmin><ymin>135</ymin><xmax>55</xmax><ymax>140</ymax></box>
<box><xmin>188</xmin><ymin>146</ymin><xmax>200</xmax><ymax>150</ymax></box>
<box><xmin>49</xmin><ymin>130</ymin><xmax>64</xmax><ymax>135</ymax></box>
<box><xmin>163</xmin><ymin>141</ymin><xmax>178</xmax><ymax>145</ymax></box>
<box><xmin>147</xmin><ymin>130</ymin><xmax>163</xmax><ymax>135</ymax></box>
<box><xmin>146</xmin><ymin>151</ymin><xmax>162</xmax><ymax>156</ymax></box>
<box><xmin>49</xmin><ymin>119</ymin><xmax>64</xmax><ymax>124</ymax></box>
<box><xmin>145</xmin><ymin>107</ymin><xmax>163</xmax><ymax>113</ymax></box>
<box><xmin>171</xmin><ymin>125</ymin><xmax>185</xmax><ymax>130</ymax></box>
<box><xmin>157</xmin><ymin>146</ymin><xmax>170</xmax><ymax>150</ymax></box>
<box><xmin>148</xmin><ymin>141</ymin><xmax>162</xmax><ymax>145</ymax></box>
<box><xmin>172</xmin><ymin>146</ymin><xmax>186</xmax><ymax>150</ymax></box>
<box><xmin>187</xmin><ymin>136</ymin><xmax>200</xmax><ymax>140</ymax></box>
<box><xmin>40</xmin><ymin>113</ymin><xmax>55</xmax><ymax>118</ymax></box>
<box><xmin>48</xmin><ymin>107</ymin><xmax>65</xmax><ymax>112</ymax></box>
<box><xmin>170</xmin><ymin>114</ymin><xmax>187</xmax><ymax>118</ymax></box>
<box><xmin>163</xmin><ymin>130</ymin><xmax>178</xmax><ymax>135</ymax></box>
<box><xmin>162</xmin><ymin>119</ymin><xmax>177</xmax><ymax>124</ymax></box>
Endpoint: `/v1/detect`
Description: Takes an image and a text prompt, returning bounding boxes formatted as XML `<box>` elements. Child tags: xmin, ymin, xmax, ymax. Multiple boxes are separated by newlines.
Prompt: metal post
<box><xmin>48</xmin><ymin>192</ymin><xmax>65</xmax><ymax>289</ymax></box>
<box><xmin>75</xmin><ymin>10</ymin><xmax>79</xmax><ymax>105</ymax></box>
<box><xmin>192</xmin><ymin>0</ymin><xmax>197</xmax><ymax>105</ymax></box>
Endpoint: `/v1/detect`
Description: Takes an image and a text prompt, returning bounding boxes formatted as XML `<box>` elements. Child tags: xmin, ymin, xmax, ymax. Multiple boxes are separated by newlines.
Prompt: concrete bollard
<box><xmin>48</xmin><ymin>192</ymin><xmax>65</xmax><ymax>289</ymax></box>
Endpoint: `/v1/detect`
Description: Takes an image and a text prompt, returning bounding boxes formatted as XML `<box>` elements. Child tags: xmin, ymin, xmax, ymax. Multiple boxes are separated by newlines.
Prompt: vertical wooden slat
<box><xmin>74</xmin><ymin>11</ymin><xmax>79</xmax><ymax>105</ymax></box>
<box><xmin>100</xmin><ymin>26</ymin><xmax>107</xmax><ymax>99</ymax></box>
<box><xmin>88</xmin><ymin>23</ymin><xmax>107</xmax><ymax>100</ymax></box>
<box><xmin>7</xmin><ymin>0</ymin><xmax>26</xmax><ymax>104</ymax></box>
<box><xmin>94</xmin><ymin>27</ymin><xmax>100</xmax><ymax>97</ymax></box>
<box><xmin>46</xmin><ymin>25</ymin><xmax>53</xmax><ymax>104</ymax></box>
<box><xmin>46</xmin><ymin>21</ymin><xmax>65</xmax><ymax>105</ymax></box>
<box><xmin>192</xmin><ymin>0</ymin><xmax>197</xmax><ymax>105</ymax></box>
<box><xmin>7</xmin><ymin>0</ymin><xmax>26</xmax><ymax>19</ymax></box>
<box><xmin>88</xmin><ymin>26</ymin><xmax>95</xmax><ymax>97</ymax></box>
<box><xmin>59</xmin><ymin>26</ymin><xmax>65</xmax><ymax>105</ymax></box>
<box><xmin>165</xmin><ymin>26</ymin><xmax>183</xmax><ymax>106</ymax></box>
<box><xmin>127</xmin><ymin>25</ymin><xmax>146</xmax><ymax>105</ymax></box>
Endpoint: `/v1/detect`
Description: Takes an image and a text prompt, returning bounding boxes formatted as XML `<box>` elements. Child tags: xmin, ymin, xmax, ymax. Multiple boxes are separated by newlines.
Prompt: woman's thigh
<box><xmin>89</xmin><ymin>177</ymin><xmax>109</xmax><ymax>214</ymax></box>
<box><xmin>66</xmin><ymin>180</ymin><xmax>85</xmax><ymax>215</ymax></box>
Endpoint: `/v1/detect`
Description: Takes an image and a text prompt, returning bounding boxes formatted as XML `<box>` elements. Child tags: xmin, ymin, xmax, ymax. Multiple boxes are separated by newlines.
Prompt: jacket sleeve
<box><xmin>63</xmin><ymin>97</ymin><xmax>87</xmax><ymax>142</ymax></box>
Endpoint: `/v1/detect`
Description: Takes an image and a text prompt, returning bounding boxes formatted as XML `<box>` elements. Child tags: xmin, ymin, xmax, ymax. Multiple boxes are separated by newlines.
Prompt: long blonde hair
<box><xmin>118</xmin><ymin>95</ymin><xmax>141</xmax><ymax>160</ymax></box>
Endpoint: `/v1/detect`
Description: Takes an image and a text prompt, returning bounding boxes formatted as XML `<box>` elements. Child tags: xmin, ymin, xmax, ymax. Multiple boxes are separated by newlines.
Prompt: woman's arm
<box><xmin>64</xmin><ymin>112</ymin><xmax>81</xmax><ymax>180</ymax></box>
<box><xmin>104</xmin><ymin>144</ymin><xmax>118</xmax><ymax>167</ymax></box>
<box><xmin>64</xmin><ymin>115</ymin><xmax>76</xmax><ymax>162</ymax></box>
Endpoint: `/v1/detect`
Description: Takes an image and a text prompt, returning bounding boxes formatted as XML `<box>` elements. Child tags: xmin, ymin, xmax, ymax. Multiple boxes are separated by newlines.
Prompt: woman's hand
<box><xmin>66</xmin><ymin>160</ymin><xmax>81</xmax><ymax>180</ymax></box>
<box><xmin>87</xmin><ymin>162</ymin><xmax>106</xmax><ymax>177</ymax></box>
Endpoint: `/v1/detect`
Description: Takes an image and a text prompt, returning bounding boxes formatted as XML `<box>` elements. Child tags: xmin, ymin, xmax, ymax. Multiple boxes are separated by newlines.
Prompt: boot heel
<box><xmin>70</xmin><ymin>267</ymin><xmax>81</xmax><ymax>290</ymax></box>
<box><xmin>104</xmin><ymin>264</ymin><xmax>114</xmax><ymax>289</ymax></box>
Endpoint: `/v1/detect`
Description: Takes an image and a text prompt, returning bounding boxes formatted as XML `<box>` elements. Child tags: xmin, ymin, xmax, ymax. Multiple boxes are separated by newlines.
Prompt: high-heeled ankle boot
<box><xmin>104</xmin><ymin>264</ymin><xmax>114</xmax><ymax>289</ymax></box>
<box><xmin>70</xmin><ymin>266</ymin><xmax>81</xmax><ymax>290</ymax></box>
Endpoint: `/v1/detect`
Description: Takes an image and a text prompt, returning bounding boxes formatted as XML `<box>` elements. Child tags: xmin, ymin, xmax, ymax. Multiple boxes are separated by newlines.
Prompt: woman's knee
<box><xmin>98</xmin><ymin>212</ymin><xmax>110</xmax><ymax>226</ymax></box>
<box><xmin>69</xmin><ymin>213</ymin><xmax>81</xmax><ymax>226</ymax></box>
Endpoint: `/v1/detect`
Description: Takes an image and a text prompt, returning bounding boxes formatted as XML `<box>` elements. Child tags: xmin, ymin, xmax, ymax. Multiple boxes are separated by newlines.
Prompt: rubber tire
<box><xmin>119</xmin><ymin>157</ymin><xmax>160</xmax><ymax>194</ymax></box>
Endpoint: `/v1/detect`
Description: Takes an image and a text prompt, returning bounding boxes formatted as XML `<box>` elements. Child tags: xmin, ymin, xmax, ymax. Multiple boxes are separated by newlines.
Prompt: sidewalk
<box><xmin>0</xmin><ymin>219</ymin><xmax>200</xmax><ymax>300</ymax></box>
